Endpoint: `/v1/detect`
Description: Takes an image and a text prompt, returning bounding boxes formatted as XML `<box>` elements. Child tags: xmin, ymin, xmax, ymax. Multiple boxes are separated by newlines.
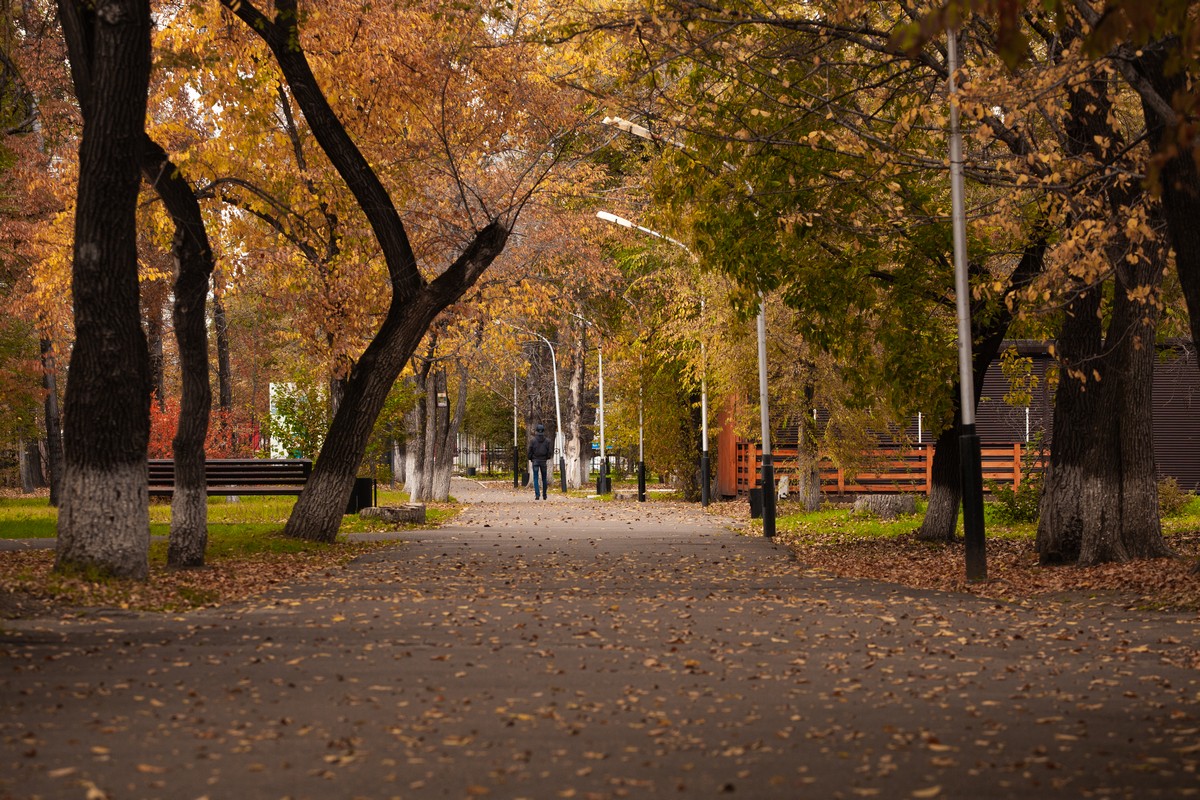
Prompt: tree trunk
<box><xmin>403</xmin><ymin>401</ymin><xmax>424</xmax><ymax>500</ymax></box>
<box><xmin>212</xmin><ymin>282</ymin><xmax>233</xmax><ymax>412</ymax></box>
<box><xmin>918</xmin><ymin>421</ymin><xmax>961</xmax><ymax>542</ymax></box>
<box><xmin>391</xmin><ymin>439</ymin><xmax>403</xmax><ymax>487</ymax></box>
<box><xmin>565</xmin><ymin>325</ymin><xmax>587</xmax><ymax>489</ymax></box>
<box><xmin>918</xmin><ymin>232</ymin><xmax>1047</xmax><ymax>542</ymax></box>
<box><xmin>40</xmin><ymin>338</ymin><xmax>64</xmax><ymax>507</ymax></box>
<box><xmin>1037</xmin><ymin>59</ymin><xmax>1171</xmax><ymax>566</ymax></box>
<box><xmin>796</xmin><ymin>386</ymin><xmax>821</xmax><ymax>511</ymax></box>
<box><xmin>18</xmin><ymin>434</ymin><xmax>41</xmax><ymax>493</ymax></box>
<box><xmin>55</xmin><ymin>0</ymin><xmax>153</xmax><ymax>579</ymax></box>
<box><xmin>221</xmin><ymin>0</ymin><xmax>512</xmax><ymax>541</ymax></box>
<box><xmin>140</xmin><ymin>136</ymin><xmax>215</xmax><ymax>568</ymax></box>
<box><xmin>144</xmin><ymin>286</ymin><xmax>166</xmax><ymax>410</ymax></box>
<box><xmin>417</xmin><ymin>370</ymin><xmax>439</xmax><ymax>503</ymax></box>
<box><xmin>430</xmin><ymin>363</ymin><xmax>468</xmax><ymax>501</ymax></box>
<box><xmin>1137</xmin><ymin>45</ymin><xmax>1200</xmax><ymax>383</ymax></box>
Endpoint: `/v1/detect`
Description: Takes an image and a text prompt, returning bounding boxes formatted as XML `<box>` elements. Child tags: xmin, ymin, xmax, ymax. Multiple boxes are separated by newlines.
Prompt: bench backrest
<box><xmin>148</xmin><ymin>458</ymin><xmax>313</xmax><ymax>486</ymax></box>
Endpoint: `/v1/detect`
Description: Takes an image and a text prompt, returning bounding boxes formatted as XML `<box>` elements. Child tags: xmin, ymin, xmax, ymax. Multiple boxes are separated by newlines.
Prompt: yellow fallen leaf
<box><xmin>136</xmin><ymin>764</ymin><xmax>166</xmax><ymax>774</ymax></box>
<box><xmin>912</xmin><ymin>787</ymin><xmax>942</xmax><ymax>798</ymax></box>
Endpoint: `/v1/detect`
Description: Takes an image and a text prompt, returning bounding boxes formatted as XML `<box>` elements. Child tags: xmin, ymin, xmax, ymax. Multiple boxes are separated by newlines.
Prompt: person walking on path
<box><xmin>528</xmin><ymin>424</ymin><xmax>553</xmax><ymax>499</ymax></box>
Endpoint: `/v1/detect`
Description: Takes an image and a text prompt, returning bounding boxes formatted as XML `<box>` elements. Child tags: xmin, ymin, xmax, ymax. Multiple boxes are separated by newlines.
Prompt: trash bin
<box><xmin>346</xmin><ymin>477</ymin><xmax>375</xmax><ymax>514</ymax></box>
<box><xmin>748</xmin><ymin>487</ymin><xmax>763</xmax><ymax>519</ymax></box>
<box><xmin>467</xmin><ymin>467</ymin><xmax>477</xmax><ymax>477</ymax></box>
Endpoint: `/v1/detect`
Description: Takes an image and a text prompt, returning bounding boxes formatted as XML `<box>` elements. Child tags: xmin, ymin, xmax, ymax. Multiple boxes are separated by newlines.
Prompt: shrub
<box><xmin>987</xmin><ymin>434</ymin><xmax>1044</xmax><ymax>524</ymax></box>
<box><xmin>1158</xmin><ymin>477</ymin><xmax>1194</xmax><ymax>518</ymax></box>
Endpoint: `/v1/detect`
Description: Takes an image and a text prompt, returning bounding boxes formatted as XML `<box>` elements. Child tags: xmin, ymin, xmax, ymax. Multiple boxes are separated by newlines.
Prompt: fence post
<box><xmin>924</xmin><ymin>444</ymin><xmax>933</xmax><ymax>495</ymax></box>
<box><xmin>1013</xmin><ymin>443</ymin><xmax>1022</xmax><ymax>491</ymax></box>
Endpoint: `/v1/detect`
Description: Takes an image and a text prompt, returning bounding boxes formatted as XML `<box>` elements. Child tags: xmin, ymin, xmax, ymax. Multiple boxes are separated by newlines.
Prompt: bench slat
<box><xmin>147</xmin><ymin>458</ymin><xmax>313</xmax><ymax>496</ymax></box>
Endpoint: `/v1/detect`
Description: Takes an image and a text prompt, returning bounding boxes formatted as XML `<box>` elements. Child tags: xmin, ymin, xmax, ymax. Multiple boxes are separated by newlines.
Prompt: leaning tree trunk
<box><xmin>55</xmin><ymin>0</ymin><xmax>153</xmax><ymax>579</ymax></box>
<box><xmin>220</xmin><ymin>0</ymin><xmax>512</xmax><ymax>541</ymax></box>
<box><xmin>40</xmin><ymin>338</ymin><xmax>64</xmax><ymax>507</ymax></box>
<box><xmin>140</xmin><ymin>135</ymin><xmax>216</xmax><ymax>568</ymax></box>
<box><xmin>917</xmin><ymin>236</ymin><xmax>1047</xmax><ymax>542</ymax></box>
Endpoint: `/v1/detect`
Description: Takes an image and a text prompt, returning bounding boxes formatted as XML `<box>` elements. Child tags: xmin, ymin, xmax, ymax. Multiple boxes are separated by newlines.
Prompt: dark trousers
<box><xmin>531</xmin><ymin>462</ymin><xmax>548</xmax><ymax>499</ymax></box>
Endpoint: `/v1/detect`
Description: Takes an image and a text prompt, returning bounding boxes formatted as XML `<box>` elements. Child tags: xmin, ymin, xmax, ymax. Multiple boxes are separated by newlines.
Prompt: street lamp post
<box><xmin>700</xmin><ymin>298</ymin><xmax>709</xmax><ymax>507</ymax></box>
<box><xmin>947</xmin><ymin>30</ymin><xmax>986</xmax><ymax>581</ymax></box>
<box><xmin>496</xmin><ymin>320</ymin><xmax>566</xmax><ymax>494</ymax></box>
<box><xmin>757</xmin><ymin>296</ymin><xmax>775</xmax><ymax>537</ymax></box>
<box><xmin>571</xmin><ymin>313</ymin><xmax>609</xmax><ymax>495</ymax></box>
<box><xmin>622</xmin><ymin>296</ymin><xmax>648</xmax><ymax>503</ymax></box>
<box><xmin>596</xmin><ymin>209</ymin><xmax>710</xmax><ymax>506</ymax></box>
<box><xmin>512</xmin><ymin>373</ymin><xmax>519</xmax><ymax>490</ymax></box>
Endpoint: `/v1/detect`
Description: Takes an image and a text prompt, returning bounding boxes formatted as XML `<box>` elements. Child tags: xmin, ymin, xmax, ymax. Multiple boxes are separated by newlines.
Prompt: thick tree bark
<box><xmin>1037</xmin><ymin>59</ymin><xmax>1171</xmax><ymax>566</ymax></box>
<box><xmin>140</xmin><ymin>135</ymin><xmax>215</xmax><ymax>568</ymax></box>
<box><xmin>1036</xmin><ymin>288</ymin><xmax>1102</xmax><ymax>564</ymax></box>
<box><xmin>55</xmin><ymin>0</ymin><xmax>153</xmax><ymax>579</ymax></box>
<box><xmin>39</xmin><ymin>338</ymin><xmax>64</xmax><ymax>506</ymax></box>
<box><xmin>1037</xmin><ymin>256</ymin><xmax>1172</xmax><ymax>565</ymax></box>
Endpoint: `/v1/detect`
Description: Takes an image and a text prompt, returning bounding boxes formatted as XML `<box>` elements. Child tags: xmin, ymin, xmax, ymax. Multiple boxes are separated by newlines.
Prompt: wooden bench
<box><xmin>148</xmin><ymin>458</ymin><xmax>313</xmax><ymax>497</ymax></box>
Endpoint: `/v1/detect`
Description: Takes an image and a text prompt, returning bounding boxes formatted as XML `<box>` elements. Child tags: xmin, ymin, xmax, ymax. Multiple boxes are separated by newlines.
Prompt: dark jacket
<box><xmin>528</xmin><ymin>433</ymin><xmax>553</xmax><ymax>464</ymax></box>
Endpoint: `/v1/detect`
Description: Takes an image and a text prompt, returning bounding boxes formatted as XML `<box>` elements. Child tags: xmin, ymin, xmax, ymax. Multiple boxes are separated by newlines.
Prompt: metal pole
<box><xmin>638</xmin><ymin>354</ymin><xmax>646</xmax><ymax>502</ymax></box>
<box><xmin>948</xmin><ymin>29</ymin><xmax>986</xmax><ymax>581</ymax></box>
<box><xmin>512</xmin><ymin>373</ymin><xmax>519</xmax><ymax>489</ymax></box>
<box><xmin>700</xmin><ymin>298</ymin><xmax>710</xmax><ymax>507</ymax></box>
<box><xmin>599</xmin><ymin>346</ymin><xmax>609</xmax><ymax>494</ymax></box>
<box><xmin>542</xmin><ymin>336</ymin><xmax>565</xmax><ymax>494</ymax></box>
<box><xmin>757</xmin><ymin>296</ymin><xmax>775</xmax><ymax>538</ymax></box>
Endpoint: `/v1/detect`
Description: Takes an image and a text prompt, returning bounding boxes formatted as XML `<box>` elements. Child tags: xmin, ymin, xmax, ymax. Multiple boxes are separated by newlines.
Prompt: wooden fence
<box><xmin>734</xmin><ymin>442</ymin><xmax>1045</xmax><ymax>496</ymax></box>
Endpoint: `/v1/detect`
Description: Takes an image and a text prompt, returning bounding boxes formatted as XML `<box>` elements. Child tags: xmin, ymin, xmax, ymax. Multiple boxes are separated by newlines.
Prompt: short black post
<box><xmin>599</xmin><ymin>457</ymin><xmax>610</xmax><ymax>494</ymax></box>
<box><xmin>761</xmin><ymin>455</ymin><xmax>776</xmax><ymax>538</ymax></box>
<box><xmin>700</xmin><ymin>450</ymin><xmax>710</xmax><ymax>507</ymax></box>
<box><xmin>637</xmin><ymin>461</ymin><xmax>646</xmax><ymax>502</ymax></box>
<box><xmin>960</xmin><ymin>425</ymin><xmax>987</xmax><ymax>581</ymax></box>
<box><xmin>512</xmin><ymin>446</ymin><xmax>519</xmax><ymax>489</ymax></box>
<box><xmin>559</xmin><ymin>456</ymin><xmax>567</xmax><ymax>493</ymax></box>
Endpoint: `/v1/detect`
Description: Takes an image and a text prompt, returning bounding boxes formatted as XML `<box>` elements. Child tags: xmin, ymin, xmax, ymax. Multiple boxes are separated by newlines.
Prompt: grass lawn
<box><xmin>0</xmin><ymin>488</ymin><xmax>461</xmax><ymax>616</ymax></box>
<box><xmin>765</xmin><ymin>495</ymin><xmax>1200</xmax><ymax>611</ymax></box>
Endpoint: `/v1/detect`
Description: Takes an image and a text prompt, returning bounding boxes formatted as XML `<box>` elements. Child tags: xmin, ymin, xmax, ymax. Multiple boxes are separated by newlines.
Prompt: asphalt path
<box><xmin>2</xmin><ymin>479</ymin><xmax>1198</xmax><ymax>799</ymax></box>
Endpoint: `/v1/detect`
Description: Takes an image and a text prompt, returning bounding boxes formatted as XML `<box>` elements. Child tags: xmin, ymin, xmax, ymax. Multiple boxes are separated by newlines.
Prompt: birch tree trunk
<box><xmin>564</xmin><ymin>325</ymin><xmax>587</xmax><ymax>489</ymax></box>
<box><xmin>429</xmin><ymin>363</ymin><xmax>468</xmax><ymax>501</ymax></box>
